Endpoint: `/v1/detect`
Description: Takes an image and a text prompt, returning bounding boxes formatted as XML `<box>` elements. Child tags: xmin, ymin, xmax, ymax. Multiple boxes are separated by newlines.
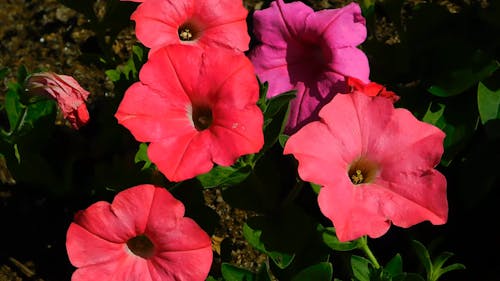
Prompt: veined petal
<box><xmin>115</xmin><ymin>83</ymin><xmax>193</xmax><ymax>142</ymax></box>
<box><xmin>147</xmin><ymin>132</ymin><xmax>214</xmax><ymax>182</ymax></box>
<box><xmin>151</xmin><ymin>245</ymin><xmax>212</xmax><ymax>281</ymax></box>
<box><xmin>210</xmin><ymin>105</ymin><xmax>264</xmax><ymax>166</ymax></box>
<box><xmin>315</xmin><ymin>2</ymin><xmax>367</xmax><ymax>48</ymax></box>
<box><xmin>144</xmin><ymin>187</ymin><xmax>186</xmax><ymax>235</ymax></box>
<box><xmin>252</xmin><ymin>0</ymin><xmax>313</xmax><ymax>47</ymax></box>
<box><xmin>66</xmin><ymin>223</ymin><xmax>127</xmax><ymax>268</ymax></box>
<box><xmin>318</xmin><ymin>181</ymin><xmax>392</xmax><ymax>242</ymax></box>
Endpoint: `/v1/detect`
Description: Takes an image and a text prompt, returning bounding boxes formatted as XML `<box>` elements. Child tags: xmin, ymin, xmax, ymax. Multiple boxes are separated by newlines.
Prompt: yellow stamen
<box><xmin>351</xmin><ymin>169</ymin><xmax>364</xmax><ymax>184</ymax></box>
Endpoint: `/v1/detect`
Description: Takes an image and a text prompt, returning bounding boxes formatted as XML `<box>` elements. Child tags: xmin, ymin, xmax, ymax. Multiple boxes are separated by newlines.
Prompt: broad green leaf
<box><xmin>351</xmin><ymin>255</ymin><xmax>372</xmax><ymax>281</ymax></box>
<box><xmin>320</xmin><ymin>226</ymin><xmax>361</xmax><ymax>251</ymax></box>
<box><xmin>197</xmin><ymin>164</ymin><xmax>251</xmax><ymax>188</ymax></box>
<box><xmin>384</xmin><ymin>254</ymin><xmax>403</xmax><ymax>277</ymax></box>
<box><xmin>105</xmin><ymin>69</ymin><xmax>121</xmax><ymax>82</ymax></box>
<box><xmin>290</xmin><ymin>262</ymin><xmax>332</xmax><ymax>281</ymax></box>
<box><xmin>263</xmin><ymin>91</ymin><xmax>296</xmax><ymax>120</ymax></box>
<box><xmin>134</xmin><ymin>143</ymin><xmax>152</xmax><ymax>170</ymax></box>
<box><xmin>5</xmin><ymin>82</ymin><xmax>23</xmax><ymax>131</ymax></box>
<box><xmin>261</xmin><ymin>91</ymin><xmax>296</xmax><ymax>151</ymax></box>
<box><xmin>221</xmin><ymin>263</ymin><xmax>255</xmax><ymax>281</ymax></box>
<box><xmin>428</xmin><ymin>55</ymin><xmax>499</xmax><ymax>97</ymax></box>
<box><xmin>477</xmin><ymin>81</ymin><xmax>500</xmax><ymax>124</ymax></box>
<box><xmin>411</xmin><ymin>240</ymin><xmax>432</xmax><ymax>276</ymax></box>
<box><xmin>243</xmin><ymin>222</ymin><xmax>295</xmax><ymax>269</ymax></box>
<box><xmin>206</xmin><ymin>276</ymin><xmax>220</xmax><ymax>281</ymax></box>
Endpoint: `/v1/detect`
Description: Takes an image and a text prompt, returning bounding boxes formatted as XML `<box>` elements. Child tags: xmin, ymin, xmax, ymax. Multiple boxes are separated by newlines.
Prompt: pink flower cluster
<box><xmin>65</xmin><ymin>0</ymin><xmax>450</xmax><ymax>279</ymax></box>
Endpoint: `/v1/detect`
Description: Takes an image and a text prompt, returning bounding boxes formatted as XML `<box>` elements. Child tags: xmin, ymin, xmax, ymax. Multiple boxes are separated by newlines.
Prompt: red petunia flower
<box><xmin>284</xmin><ymin>92</ymin><xmax>448</xmax><ymax>242</ymax></box>
<box><xmin>249</xmin><ymin>0</ymin><xmax>369</xmax><ymax>133</ymax></box>
<box><xmin>26</xmin><ymin>72</ymin><xmax>90</xmax><ymax>129</ymax></box>
<box><xmin>66</xmin><ymin>184</ymin><xmax>212</xmax><ymax>281</ymax></box>
<box><xmin>346</xmin><ymin>76</ymin><xmax>400</xmax><ymax>103</ymax></box>
<box><xmin>129</xmin><ymin>0</ymin><xmax>250</xmax><ymax>55</ymax></box>
<box><xmin>115</xmin><ymin>45</ymin><xmax>264</xmax><ymax>182</ymax></box>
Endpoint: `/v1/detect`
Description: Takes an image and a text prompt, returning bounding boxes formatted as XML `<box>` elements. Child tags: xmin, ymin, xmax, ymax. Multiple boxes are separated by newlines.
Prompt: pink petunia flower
<box><xmin>249</xmin><ymin>0</ymin><xmax>370</xmax><ymax>134</ymax></box>
<box><xmin>115</xmin><ymin>45</ymin><xmax>264</xmax><ymax>182</ymax></box>
<box><xmin>66</xmin><ymin>184</ymin><xmax>213</xmax><ymax>281</ymax></box>
<box><xmin>346</xmin><ymin>76</ymin><xmax>400</xmax><ymax>103</ymax></box>
<box><xmin>26</xmin><ymin>72</ymin><xmax>90</xmax><ymax>129</ymax></box>
<box><xmin>284</xmin><ymin>92</ymin><xmax>448</xmax><ymax>242</ymax></box>
<box><xmin>129</xmin><ymin>0</ymin><xmax>250</xmax><ymax>55</ymax></box>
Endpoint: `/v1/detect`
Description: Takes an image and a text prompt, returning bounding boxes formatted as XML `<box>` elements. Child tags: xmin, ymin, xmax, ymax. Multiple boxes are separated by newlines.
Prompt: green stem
<box><xmin>360</xmin><ymin>236</ymin><xmax>380</xmax><ymax>269</ymax></box>
<box><xmin>5</xmin><ymin>105</ymin><xmax>28</xmax><ymax>139</ymax></box>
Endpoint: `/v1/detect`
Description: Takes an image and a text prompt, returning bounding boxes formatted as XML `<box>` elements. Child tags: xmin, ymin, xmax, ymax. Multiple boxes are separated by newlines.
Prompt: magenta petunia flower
<box><xmin>115</xmin><ymin>45</ymin><xmax>264</xmax><ymax>182</ymax></box>
<box><xmin>129</xmin><ymin>0</ymin><xmax>250</xmax><ymax>55</ymax></box>
<box><xmin>26</xmin><ymin>72</ymin><xmax>90</xmax><ymax>129</ymax></box>
<box><xmin>249</xmin><ymin>0</ymin><xmax>370</xmax><ymax>133</ymax></box>
<box><xmin>284</xmin><ymin>92</ymin><xmax>448</xmax><ymax>242</ymax></box>
<box><xmin>66</xmin><ymin>184</ymin><xmax>212</xmax><ymax>281</ymax></box>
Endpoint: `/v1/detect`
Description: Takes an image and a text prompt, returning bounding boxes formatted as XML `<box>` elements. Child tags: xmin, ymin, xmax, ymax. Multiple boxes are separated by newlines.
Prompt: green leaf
<box><xmin>433</xmin><ymin>263</ymin><xmax>465</xmax><ymax>280</ymax></box>
<box><xmin>320</xmin><ymin>226</ymin><xmax>361</xmax><ymax>251</ymax></box>
<box><xmin>477</xmin><ymin>81</ymin><xmax>500</xmax><ymax>124</ymax></box>
<box><xmin>384</xmin><ymin>254</ymin><xmax>403</xmax><ymax>277</ymax></box>
<box><xmin>351</xmin><ymin>255</ymin><xmax>372</xmax><ymax>281</ymax></box>
<box><xmin>221</xmin><ymin>263</ymin><xmax>255</xmax><ymax>281</ymax></box>
<box><xmin>5</xmin><ymin>82</ymin><xmax>23</xmax><ymax>131</ymax></box>
<box><xmin>105</xmin><ymin>69</ymin><xmax>121</xmax><ymax>82</ymax></box>
<box><xmin>243</xmin><ymin>222</ymin><xmax>295</xmax><ymax>269</ymax></box>
<box><xmin>261</xmin><ymin>91</ymin><xmax>296</xmax><ymax>151</ymax></box>
<box><xmin>197</xmin><ymin>164</ymin><xmax>252</xmax><ymax>188</ymax></box>
<box><xmin>428</xmin><ymin>55</ymin><xmax>499</xmax><ymax>97</ymax></box>
<box><xmin>411</xmin><ymin>240</ymin><xmax>432</xmax><ymax>276</ymax></box>
<box><xmin>134</xmin><ymin>143</ymin><xmax>152</xmax><ymax>170</ymax></box>
<box><xmin>290</xmin><ymin>262</ymin><xmax>333</xmax><ymax>281</ymax></box>
<box><xmin>278</xmin><ymin>134</ymin><xmax>289</xmax><ymax>148</ymax></box>
<box><xmin>429</xmin><ymin>252</ymin><xmax>465</xmax><ymax>281</ymax></box>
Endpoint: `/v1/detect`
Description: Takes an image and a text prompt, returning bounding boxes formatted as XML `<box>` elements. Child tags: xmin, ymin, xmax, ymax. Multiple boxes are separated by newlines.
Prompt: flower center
<box><xmin>348</xmin><ymin>157</ymin><xmax>379</xmax><ymax>185</ymax></box>
<box><xmin>126</xmin><ymin>235</ymin><xmax>155</xmax><ymax>259</ymax></box>
<box><xmin>192</xmin><ymin>105</ymin><xmax>213</xmax><ymax>131</ymax></box>
<box><xmin>178</xmin><ymin>23</ymin><xmax>198</xmax><ymax>41</ymax></box>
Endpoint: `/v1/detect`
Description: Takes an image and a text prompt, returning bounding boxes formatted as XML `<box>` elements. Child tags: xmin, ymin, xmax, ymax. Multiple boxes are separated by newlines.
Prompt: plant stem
<box><xmin>360</xmin><ymin>236</ymin><xmax>380</xmax><ymax>269</ymax></box>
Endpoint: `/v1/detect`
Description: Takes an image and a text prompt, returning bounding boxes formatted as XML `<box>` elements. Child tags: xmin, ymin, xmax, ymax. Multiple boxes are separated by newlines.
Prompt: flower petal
<box><xmin>144</xmin><ymin>186</ymin><xmax>186</xmax><ymax>235</ymax></box>
<box><xmin>210</xmin><ymin>105</ymin><xmax>264</xmax><ymax>166</ymax></box>
<box><xmin>66</xmin><ymin>223</ymin><xmax>127</xmax><ymax>268</ymax></box>
<box><xmin>147</xmin><ymin>132</ymin><xmax>213</xmax><ymax>182</ymax></box>
<box><xmin>318</xmin><ymin>181</ymin><xmax>392</xmax><ymax>242</ymax></box>
<box><xmin>316</xmin><ymin>2</ymin><xmax>367</xmax><ymax>48</ymax></box>
<box><xmin>150</xmin><ymin>230</ymin><xmax>212</xmax><ymax>281</ymax></box>
<box><xmin>115</xmin><ymin>83</ymin><xmax>193</xmax><ymax>142</ymax></box>
<box><xmin>284</xmin><ymin>120</ymin><xmax>352</xmax><ymax>186</ymax></box>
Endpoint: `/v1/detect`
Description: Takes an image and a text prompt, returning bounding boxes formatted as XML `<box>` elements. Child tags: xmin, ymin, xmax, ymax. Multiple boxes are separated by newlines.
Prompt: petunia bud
<box><xmin>26</xmin><ymin>72</ymin><xmax>90</xmax><ymax>129</ymax></box>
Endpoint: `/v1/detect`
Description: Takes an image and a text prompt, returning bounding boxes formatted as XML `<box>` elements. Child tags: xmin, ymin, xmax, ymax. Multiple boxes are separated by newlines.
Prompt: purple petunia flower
<box><xmin>250</xmin><ymin>0</ymin><xmax>370</xmax><ymax>133</ymax></box>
